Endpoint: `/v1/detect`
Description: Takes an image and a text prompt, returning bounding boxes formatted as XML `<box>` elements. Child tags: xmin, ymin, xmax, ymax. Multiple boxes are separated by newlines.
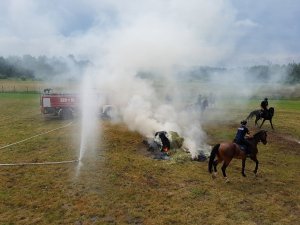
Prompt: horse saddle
<box><xmin>238</xmin><ymin>144</ymin><xmax>251</xmax><ymax>155</ymax></box>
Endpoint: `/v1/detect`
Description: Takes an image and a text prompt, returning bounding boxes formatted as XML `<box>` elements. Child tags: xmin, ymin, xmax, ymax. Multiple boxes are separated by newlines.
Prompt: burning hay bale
<box><xmin>169</xmin><ymin>131</ymin><xmax>184</xmax><ymax>149</ymax></box>
<box><xmin>143</xmin><ymin>131</ymin><xmax>210</xmax><ymax>162</ymax></box>
<box><xmin>192</xmin><ymin>144</ymin><xmax>212</xmax><ymax>162</ymax></box>
<box><xmin>195</xmin><ymin>149</ymin><xmax>210</xmax><ymax>162</ymax></box>
<box><xmin>143</xmin><ymin>131</ymin><xmax>185</xmax><ymax>160</ymax></box>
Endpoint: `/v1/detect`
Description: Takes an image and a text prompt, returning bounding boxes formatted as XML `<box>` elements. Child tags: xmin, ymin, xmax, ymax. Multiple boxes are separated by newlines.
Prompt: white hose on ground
<box><xmin>0</xmin><ymin>121</ymin><xmax>79</xmax><ymax>166</ymax></box>
<box><xmin>0</xmin><ymin>160</ymin><xmax>79</xmax><ymax>166</ymax></box>
<box><xmin>0</xmin><ymin>121</ymin><xmax>73</xmax><ymax>150</ymax></box>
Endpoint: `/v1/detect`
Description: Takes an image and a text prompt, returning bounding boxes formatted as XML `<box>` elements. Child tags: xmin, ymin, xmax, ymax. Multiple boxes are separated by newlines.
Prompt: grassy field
<box><xmin>0</xmin><ymin>80</ymin><xmax>42</xmax><ymax>93</ymax></box>
<box><xmin>0</xmin><ymin>92</ymin><xmax>299</xmax><ymax>225</ymax></box>
<box><xmin>0</xmin><ymin>79</ymin><xmax>79</xmax><ymax>93</ymax></box>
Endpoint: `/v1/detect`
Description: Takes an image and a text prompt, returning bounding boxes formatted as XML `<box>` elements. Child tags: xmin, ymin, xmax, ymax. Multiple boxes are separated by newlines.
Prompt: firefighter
<box><xmin>155</xmin><ymin>131</ymin><xmax>170</xmax><ymax>154</ymax></box>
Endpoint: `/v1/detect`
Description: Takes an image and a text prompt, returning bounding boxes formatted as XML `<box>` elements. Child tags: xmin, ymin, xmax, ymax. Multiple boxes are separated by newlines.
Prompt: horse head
<box><xmin>269</xmin><ymin>107</ymin><xmax>275</xmax><ymax>117</ymax></box>
<box><xmin>254</xmin><ymin>130</ymin><xmax>268</xmax><ymax>145</ymax></box>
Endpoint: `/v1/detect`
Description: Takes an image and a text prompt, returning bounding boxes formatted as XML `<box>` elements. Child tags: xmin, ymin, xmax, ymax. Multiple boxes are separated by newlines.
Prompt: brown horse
<box><xmin>208</xmin><ymin>130</ymin><xmax>268</xmax><ymax>181</ymax></box>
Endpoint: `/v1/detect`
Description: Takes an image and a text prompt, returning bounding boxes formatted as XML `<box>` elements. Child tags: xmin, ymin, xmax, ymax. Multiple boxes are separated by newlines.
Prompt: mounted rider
<box><xmin>260</xmin><ymin>97</ymin><xmax>269</xmax><ymax>117</ymax></box>
<box><xmin>234</xmin><ymin>120</ymin><xmax>251</xmax><ymax>154</ymax></box>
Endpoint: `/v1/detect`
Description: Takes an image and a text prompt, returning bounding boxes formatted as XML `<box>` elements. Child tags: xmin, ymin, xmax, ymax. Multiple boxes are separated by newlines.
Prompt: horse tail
<box><xmin>246</xmin><ymin>110</ymin><xmax>261</xmax><ymax>121</ymax></box>
<box><xmin>208</xmin><ymin>144</ymin><xmax>220</xmax><ymax>173</ymax></box>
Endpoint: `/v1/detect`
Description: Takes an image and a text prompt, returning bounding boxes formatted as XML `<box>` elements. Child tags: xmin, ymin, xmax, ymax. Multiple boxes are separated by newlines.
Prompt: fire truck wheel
<box><xmin>61</xmin><ymin>108</ymin><xmax>73</xmax><ymax>120</ymax></box>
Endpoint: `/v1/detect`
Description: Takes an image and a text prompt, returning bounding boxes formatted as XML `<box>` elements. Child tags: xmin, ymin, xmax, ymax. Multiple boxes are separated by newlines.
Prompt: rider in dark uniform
<box><xmin>260</xmin><ymin>97</ymin><xmax>269</xmax><ymax>117</ymax></box>
<box><xmin>234</xmin><ymin>120</ymin><xmax>251</xmax><ymax>154</ymax></box>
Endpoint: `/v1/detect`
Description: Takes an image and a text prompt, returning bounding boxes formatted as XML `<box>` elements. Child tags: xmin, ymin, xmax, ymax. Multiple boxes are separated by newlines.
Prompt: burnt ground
<box><xmin>137</xmin><ymin>141</ymin><xmax>172</xmax><ymax>160</ymax></box>
<box><xmin>269</xmin><ymin>132</ymin><xmax>300</xmax><ymax>155</ymax></box>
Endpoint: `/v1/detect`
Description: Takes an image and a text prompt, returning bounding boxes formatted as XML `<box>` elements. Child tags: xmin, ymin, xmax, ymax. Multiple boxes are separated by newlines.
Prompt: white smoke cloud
<box><xmin>1</xmin><ymin>0</ymin><xmax>299</xmax><ymax>158</ymax></box>
<box><xmin>0</xmin><ymin>0</ymin><xmax>238</xmax><ymax>63</ymax></box>
<box><xmin>1</xmin><ymin>1</ymin><xmax>299</xmax><ymax>63</ymax></box>
<box><xmin>235</xmin><ymin>19</ymin><xmax>259</xmax><ymax>28</ymax></box>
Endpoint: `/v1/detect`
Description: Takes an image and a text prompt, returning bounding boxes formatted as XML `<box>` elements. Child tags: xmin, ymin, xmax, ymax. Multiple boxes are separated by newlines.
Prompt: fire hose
<box><xmin>0</xmin><ymin>121</ymin><xmax>78</xmax><ymax>166</ymax></box>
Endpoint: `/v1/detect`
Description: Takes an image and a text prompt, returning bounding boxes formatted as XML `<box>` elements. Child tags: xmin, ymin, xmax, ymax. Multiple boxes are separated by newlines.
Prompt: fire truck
<box><xmin>40</xmin><ymin>89</ymin><xmax>79</xmax><ymax>119</ymax></box>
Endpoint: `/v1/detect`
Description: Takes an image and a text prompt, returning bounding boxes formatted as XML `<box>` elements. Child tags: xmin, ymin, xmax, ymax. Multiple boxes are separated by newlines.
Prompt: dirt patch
<box><xmin>269</xmin><ymin>132</ymin><xmax>300</xmax><ymax>155</ymax></box>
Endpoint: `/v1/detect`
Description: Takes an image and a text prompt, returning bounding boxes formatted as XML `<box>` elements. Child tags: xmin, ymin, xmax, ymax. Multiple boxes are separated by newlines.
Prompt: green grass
<box><xmin>0</xmin><ymin>93</ymin><xmax>299</xmax><ymax>225</ymax></box>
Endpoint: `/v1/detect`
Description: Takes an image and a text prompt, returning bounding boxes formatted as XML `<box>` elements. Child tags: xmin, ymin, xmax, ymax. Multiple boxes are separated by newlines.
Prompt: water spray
<box><xmin>79</xmin><ymin>74</ymin><xmax>100</xmax><ymax>161</ymax></box>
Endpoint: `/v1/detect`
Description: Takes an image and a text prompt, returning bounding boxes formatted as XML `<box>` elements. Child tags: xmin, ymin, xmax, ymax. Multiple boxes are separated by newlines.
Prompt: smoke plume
<box><xmin>1</xmin><ymin>0</ymin><xmax>299</xmax><ymax>158</ymax></box>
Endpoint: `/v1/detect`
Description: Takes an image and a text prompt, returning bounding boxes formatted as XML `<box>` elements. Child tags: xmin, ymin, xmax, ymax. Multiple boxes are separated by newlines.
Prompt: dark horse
<box><xmin>208</xmin><ymin>130</ymin><xmax>268</xmax><ymax>182</ymax></box>
<box><xmin>246</xmin><ymin>107</ymin><xmax>275</xmax><ymax>129</ymax></box>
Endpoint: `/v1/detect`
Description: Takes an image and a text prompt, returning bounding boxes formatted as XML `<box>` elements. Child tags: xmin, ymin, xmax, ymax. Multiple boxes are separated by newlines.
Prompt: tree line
<box><xmin>187</xmin><ymin>63</ymin><xmax>300</xmax><ymax>84</ymax></box>
<box><xmin>246</xmin><ymin>63</ymin><xmax>300</xmax><ymax>83</ymax></box>
<box><xmin>0</xmin><ymin>55</ymin><xmax>90</xmax><ymax>80</ymax></box>
<box><xmin>0</xmin><ymin>55</ymin><xmax>299</xmax><ymax>84</ymax></box>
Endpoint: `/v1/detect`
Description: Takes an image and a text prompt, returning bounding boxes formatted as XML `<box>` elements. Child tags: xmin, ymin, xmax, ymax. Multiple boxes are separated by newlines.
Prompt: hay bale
<box><xmin>169</xmin><ymin>131</ymin><xmax>184</xmax><ymax>149</ymax></box>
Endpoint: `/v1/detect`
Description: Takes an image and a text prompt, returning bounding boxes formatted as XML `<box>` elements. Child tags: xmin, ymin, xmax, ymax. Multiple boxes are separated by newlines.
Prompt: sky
<box><xmin>0</xmin><ymin>0</ymin><xmax>299</xmax><ymax>67</ymax></box>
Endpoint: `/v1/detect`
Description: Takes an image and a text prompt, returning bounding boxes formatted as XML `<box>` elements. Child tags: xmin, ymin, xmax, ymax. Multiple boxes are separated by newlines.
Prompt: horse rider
<box><xmin>234</xmin><ymin>120</ymin><xmax>251</xmax><ymax>154</ymax></box>
<box><xmin>155</xmin><ymin>131</ymin><xmax>171</xmax><ymax>154</ymax></box>
<box><xmin>197</xmin><ymin>94</ymin><xmax>203</xmax><ymax>106</ymax></box>
<box><xmin>201</xmin><ymin>98</ymin><xmax>208</xmax><ymax>112</ymax></box>
<box><xmin>260</xmin><ymin>97</ymin><xmax>269</xmax><ymax>117</ymax></box>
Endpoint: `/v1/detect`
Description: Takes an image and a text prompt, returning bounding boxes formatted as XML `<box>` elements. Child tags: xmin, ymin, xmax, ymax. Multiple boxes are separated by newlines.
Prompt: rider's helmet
<box><xmin>264</xmin><ymin>97</ymin><xmax>268</xmax><ymax>101</ymax></box>
<box><xmin>241</xmin><ymin>120</ymin><xmax>247</xmax><ymax>125</ymax></box>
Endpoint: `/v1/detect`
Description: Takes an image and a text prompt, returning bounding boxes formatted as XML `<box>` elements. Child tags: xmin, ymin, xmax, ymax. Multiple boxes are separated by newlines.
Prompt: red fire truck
<box><xmin>40</xmin><ymin>89</ymin><xmax>79</xmax><ymax>119</ymax></box>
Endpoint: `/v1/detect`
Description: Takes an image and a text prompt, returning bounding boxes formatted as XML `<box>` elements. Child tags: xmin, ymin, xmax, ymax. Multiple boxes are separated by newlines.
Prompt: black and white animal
<box><xmin>155</xmin><ymin>131</ymin><xmax>171</xmax><ymax>152</ymax></box>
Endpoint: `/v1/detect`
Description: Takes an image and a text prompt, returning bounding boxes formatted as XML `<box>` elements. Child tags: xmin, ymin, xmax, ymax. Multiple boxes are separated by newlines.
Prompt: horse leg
<box><xmin>250</xmin><ymin>155</ymin><xmax>259</xmax><ymax>175</ymax></box>
<box><xmin>212</xmin><ymin>158</ymin><xmax>223</xmax><ymax>178</ymax></box>
<box><xmin>212</xmin><ymin>159</ymin><xmax>221</xmax><ymax>178</ymax></box>
<box><xmin>213</xmin><ymin>160</ymin><xmax>218</xmax><ymax>171</ymax></box>
<box><xmin>221</xmin><ymin>162</ymin><xmax>227</xmax><ymax>178</ymax></box>
<box><xmin>255</xmin><ymin>116</ymin><xmax>260</xmax><ymax>127</ymax></box>
<box><xmin>270</xmin><ymin>119</ymin><xmax>274</xmax><ymax>130</ymax></box>
<box><xmin>221</xmin><ymin>159</ymin><xmax>232</xmax><ymax>182</ymax></box>
<box><xmin>241</xmin><ymin>158</ymin><xmax>247</xmax><ymax>177</ymax></box>
<box><xmin>260</xmin><ymin>119</ymin><xmax>266</xmax><ymax>128</ymax></box>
